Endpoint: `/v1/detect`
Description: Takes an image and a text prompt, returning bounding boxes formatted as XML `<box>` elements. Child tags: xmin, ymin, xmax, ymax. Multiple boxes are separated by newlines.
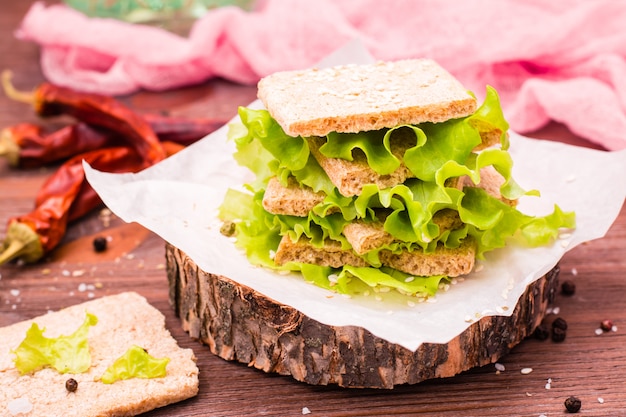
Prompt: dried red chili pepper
<box><xmin>0</xmin><ymin>123</ymin><xmax>110</xmax><ymax>168</ymax></box>
<box><xmin>0</xmin><ymin>114</ymin><xmax>224</xmax><ymax>168</ymax></box>
<box><xmin>2</xmin><ymin>70</ymin><xmax>165</xmax><ymax>167</ymax></box>
<box><xmin>0</xmin><ymin>142</ymin><xmax>183</xmax><ymax>265</ymax></box>
<box><xmin>142</xmin><ymin>113</ymin><xmax>226</xmax><ymax>146</ymax></box>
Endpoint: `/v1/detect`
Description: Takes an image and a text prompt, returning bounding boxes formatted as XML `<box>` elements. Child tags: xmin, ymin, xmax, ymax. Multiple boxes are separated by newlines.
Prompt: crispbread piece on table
<box><xmin>274</xmin><ymin>235</ymin><xmax>476</xmax><ymax>278</ymax></box>
<box><xmin>258</xmin><ymin>59</ymin><xmax>477</xmax><ymax>138</ymax></box>
<box><xmin>0</xmin><ymin>292</ymin><xmax>199</xmax><ymax>417</ymax></box>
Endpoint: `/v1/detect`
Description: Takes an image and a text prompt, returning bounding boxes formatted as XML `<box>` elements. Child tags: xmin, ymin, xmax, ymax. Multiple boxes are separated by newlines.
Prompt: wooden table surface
<box><xmin>1</xmin><ymin>2</ymin><xmax>625</xmax><ymax>416</ymax></box>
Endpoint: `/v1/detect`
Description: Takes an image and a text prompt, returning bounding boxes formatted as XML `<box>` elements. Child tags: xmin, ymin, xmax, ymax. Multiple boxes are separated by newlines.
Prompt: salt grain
<box><xmin>302</xmin><ymin>407</ymin><xmax>312</xmax><ymax>415</ymax></box>
<box><xmin>598</xmin><ymin>397</ymin><xmax>604</xmax><ymax>404</ymax></box>
<box><xmin>10</xmin><ymin>289</ymin><xmax>20</xmax><ymax>297</ymax></box>
<box><xmin>595</xmin><ymin>328</ymin><xmax>604</xmax><ymax>336</ymax></box>
<box><xmin>7</xmin><ymin>396</ymin><xmax>33</xmax><ymax>415</ymax></box>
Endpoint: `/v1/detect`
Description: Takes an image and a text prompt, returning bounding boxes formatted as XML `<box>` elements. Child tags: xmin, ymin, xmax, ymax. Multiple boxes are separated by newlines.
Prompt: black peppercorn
<box><xmin>552</xmin><ymin>317</ymin><xmax>568</xmax><ymax>331</ymax></box>
<box><xmin>533</xmin><ymin>323</ymin><xmax>550</xmax><ymax>340</ymax></box>
<box><xmin>65</xmin><ymin>378</ymin><xmax>78</xmax><ymax>393</ymax></box>
<box><xmin>552</xmin><ymin>326</ymin><xmax>567</xmax><ymax>342</ymax></box>
<box><xmin>93</xmin><ymin>236</ymin><xmax>108</xmax><ymax>252</ymax></box>
<box><xmin>561</xmin><ymin>280</ymin><xmax>576</xmax><ymax>295</ymax></box>
<box><xmin>561</xmin><ymin>280</ymin><xmax>576</xmax><ymax>296</ymax></box>
<box><xmin>564</xmin><ymin>396</ymin><xmax>581</xmax><ymax>413</ymax></box>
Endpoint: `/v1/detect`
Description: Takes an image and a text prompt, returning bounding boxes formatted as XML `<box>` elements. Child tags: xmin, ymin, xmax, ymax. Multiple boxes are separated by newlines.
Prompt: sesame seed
<box><xmin>520</xmin><ymin>367</ymin><xmax>533</xmax><ymax>375</ymax></box>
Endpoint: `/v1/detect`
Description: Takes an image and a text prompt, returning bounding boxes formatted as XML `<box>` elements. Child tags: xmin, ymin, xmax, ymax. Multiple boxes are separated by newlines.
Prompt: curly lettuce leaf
<box><xmin>100</xmin><ymin>345</ymin><xmax>169</xmax><ymax>384</ymax></box>
<box><xmin>12</xmin><ymin>312</ymin><xmax>97</xmax><ymax>375</ymax></box>
<box><xmin>231</xmin><ymin>107</ymin><xmax>336</xmax><ymax>194</ymax></box>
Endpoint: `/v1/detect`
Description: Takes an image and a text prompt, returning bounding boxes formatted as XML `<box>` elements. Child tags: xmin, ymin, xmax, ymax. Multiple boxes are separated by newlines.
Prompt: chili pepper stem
<box><xmin>1</xmin><ymin>70</ymin><xmax>36</xmax><ymax>105</ymax></box>
<box><xmin>0</xmin><ymin>240</ymin><xmax>27</xmax><ymax>265</ymax></box>
<box><xmin>0</xmin><ymin>222</ymin><xmax>44</xmax><ymax>265</ymax></box>
<box><xmin>0</xmin><ymin>128</ymin><xmax>20</xmax><ymax>166</ymax></box>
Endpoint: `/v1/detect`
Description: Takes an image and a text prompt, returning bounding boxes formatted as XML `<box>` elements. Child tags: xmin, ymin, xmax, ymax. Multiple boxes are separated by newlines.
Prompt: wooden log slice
<box><xmin>165</xmin><ymin>243</ymin><xmax>559</xmax><ymax>389</ymax></box>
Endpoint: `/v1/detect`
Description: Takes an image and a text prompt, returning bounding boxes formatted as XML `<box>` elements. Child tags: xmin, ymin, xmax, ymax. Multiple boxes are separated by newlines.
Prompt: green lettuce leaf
<box><xmin>230</xmin><ymin>108</ymin><xmax>336</xmax><ymax>195</ymax></box>
<box><xmin>12</xmin><ymin>312</ymin><xmax>97</xmax><ymax>375</ymax></box>
<box><xmin>100</xmin><ymin>345</ymin><xmax>170</xmax><ymax>384</ymax></box>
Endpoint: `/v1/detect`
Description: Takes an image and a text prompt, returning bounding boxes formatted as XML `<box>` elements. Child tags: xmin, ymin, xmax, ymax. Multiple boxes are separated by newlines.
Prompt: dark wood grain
<box><xmin>1</xmin><ymin>2</ymin><xmax>625</xmax><ymax>416</ymax></box>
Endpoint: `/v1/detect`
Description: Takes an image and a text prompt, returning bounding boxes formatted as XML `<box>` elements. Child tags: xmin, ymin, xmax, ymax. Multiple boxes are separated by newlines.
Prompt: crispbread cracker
<box><xmin>274</xmin><ymin>235</ymin><xmax>476</xmax><ymax>277</ymax></box>
<box><xmin>258</xmin><ymin>59</ymin><xmax>477</xmax><ymax>138</ymax></box>
<box><xmin>262</xmin><ymin>176</ymin><xmax>326</xmax><ymax>216</ymax></box>
<box><xmin>0</xmin><ymin>292</ymin><xmax>198</xmax><ymax>417</ymax></box>
<box><xmin>308</xmin><ymin>129</ymin><xmax>416</xmax><ymax>197</ymax></box>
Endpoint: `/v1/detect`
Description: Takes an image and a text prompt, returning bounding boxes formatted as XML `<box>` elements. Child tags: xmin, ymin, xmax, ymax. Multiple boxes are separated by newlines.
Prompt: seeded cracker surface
<box><xmin>0</xmin><ymin>292</ymin><xmax>199</xmax><ymax>417</ymax></box>
<box><xmin>257</xmin><ymin>59</ymin><xmax>477</xmax><ymax>137</ymax></box>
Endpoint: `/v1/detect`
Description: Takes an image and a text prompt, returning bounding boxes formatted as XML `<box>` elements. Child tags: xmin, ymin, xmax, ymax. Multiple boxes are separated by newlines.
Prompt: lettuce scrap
<box><xmin>219</xmin><ymin>87</ymin><xmax>575</xmax><ymax>297</ymax></box>
<box><xmin>12</xmin><ymin>312</ymin><xmax>97</xmax><ymax>375</ymax></box>
<box><xmin>100</xmin><ymin>345</ymin><xmax>170</xmax><ymax>384</ymax></box>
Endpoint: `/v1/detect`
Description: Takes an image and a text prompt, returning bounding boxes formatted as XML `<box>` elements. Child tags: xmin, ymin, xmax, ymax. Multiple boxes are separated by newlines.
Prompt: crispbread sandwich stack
<box><xmin>219</xmin><ymin>59</ymin><xmax>573</xmax><ymax>298</ymax></box>
<box><xmin>0</xmin><ymin>292</ymin><xmax>198</xmax><ymax>417</ymax></box>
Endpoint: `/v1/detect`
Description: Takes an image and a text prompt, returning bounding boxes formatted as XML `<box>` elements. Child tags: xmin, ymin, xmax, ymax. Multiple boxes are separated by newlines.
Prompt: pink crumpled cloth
<box><xmin>16</xmin><ymin>0</ymin><xmax>626</xmax><ymax>150</ymax></box>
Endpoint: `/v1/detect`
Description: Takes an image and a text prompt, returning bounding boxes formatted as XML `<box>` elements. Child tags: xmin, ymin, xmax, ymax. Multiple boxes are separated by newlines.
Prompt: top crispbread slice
<box><xmin>0</xmin><ymin>292</ymin><xmax>198</xmax><ymax>417</ymax></box>
<box><xmin>258</xmin><ymin>59</ymin><xmax>477</xmax><ymax>138</ymax></box>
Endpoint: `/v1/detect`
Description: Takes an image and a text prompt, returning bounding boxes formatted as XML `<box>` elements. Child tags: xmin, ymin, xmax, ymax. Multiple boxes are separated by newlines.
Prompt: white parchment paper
<box><xmin>84</xmin><ymin>43</ymin><xmax>626</xmax><ymax>351</ymax></box>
